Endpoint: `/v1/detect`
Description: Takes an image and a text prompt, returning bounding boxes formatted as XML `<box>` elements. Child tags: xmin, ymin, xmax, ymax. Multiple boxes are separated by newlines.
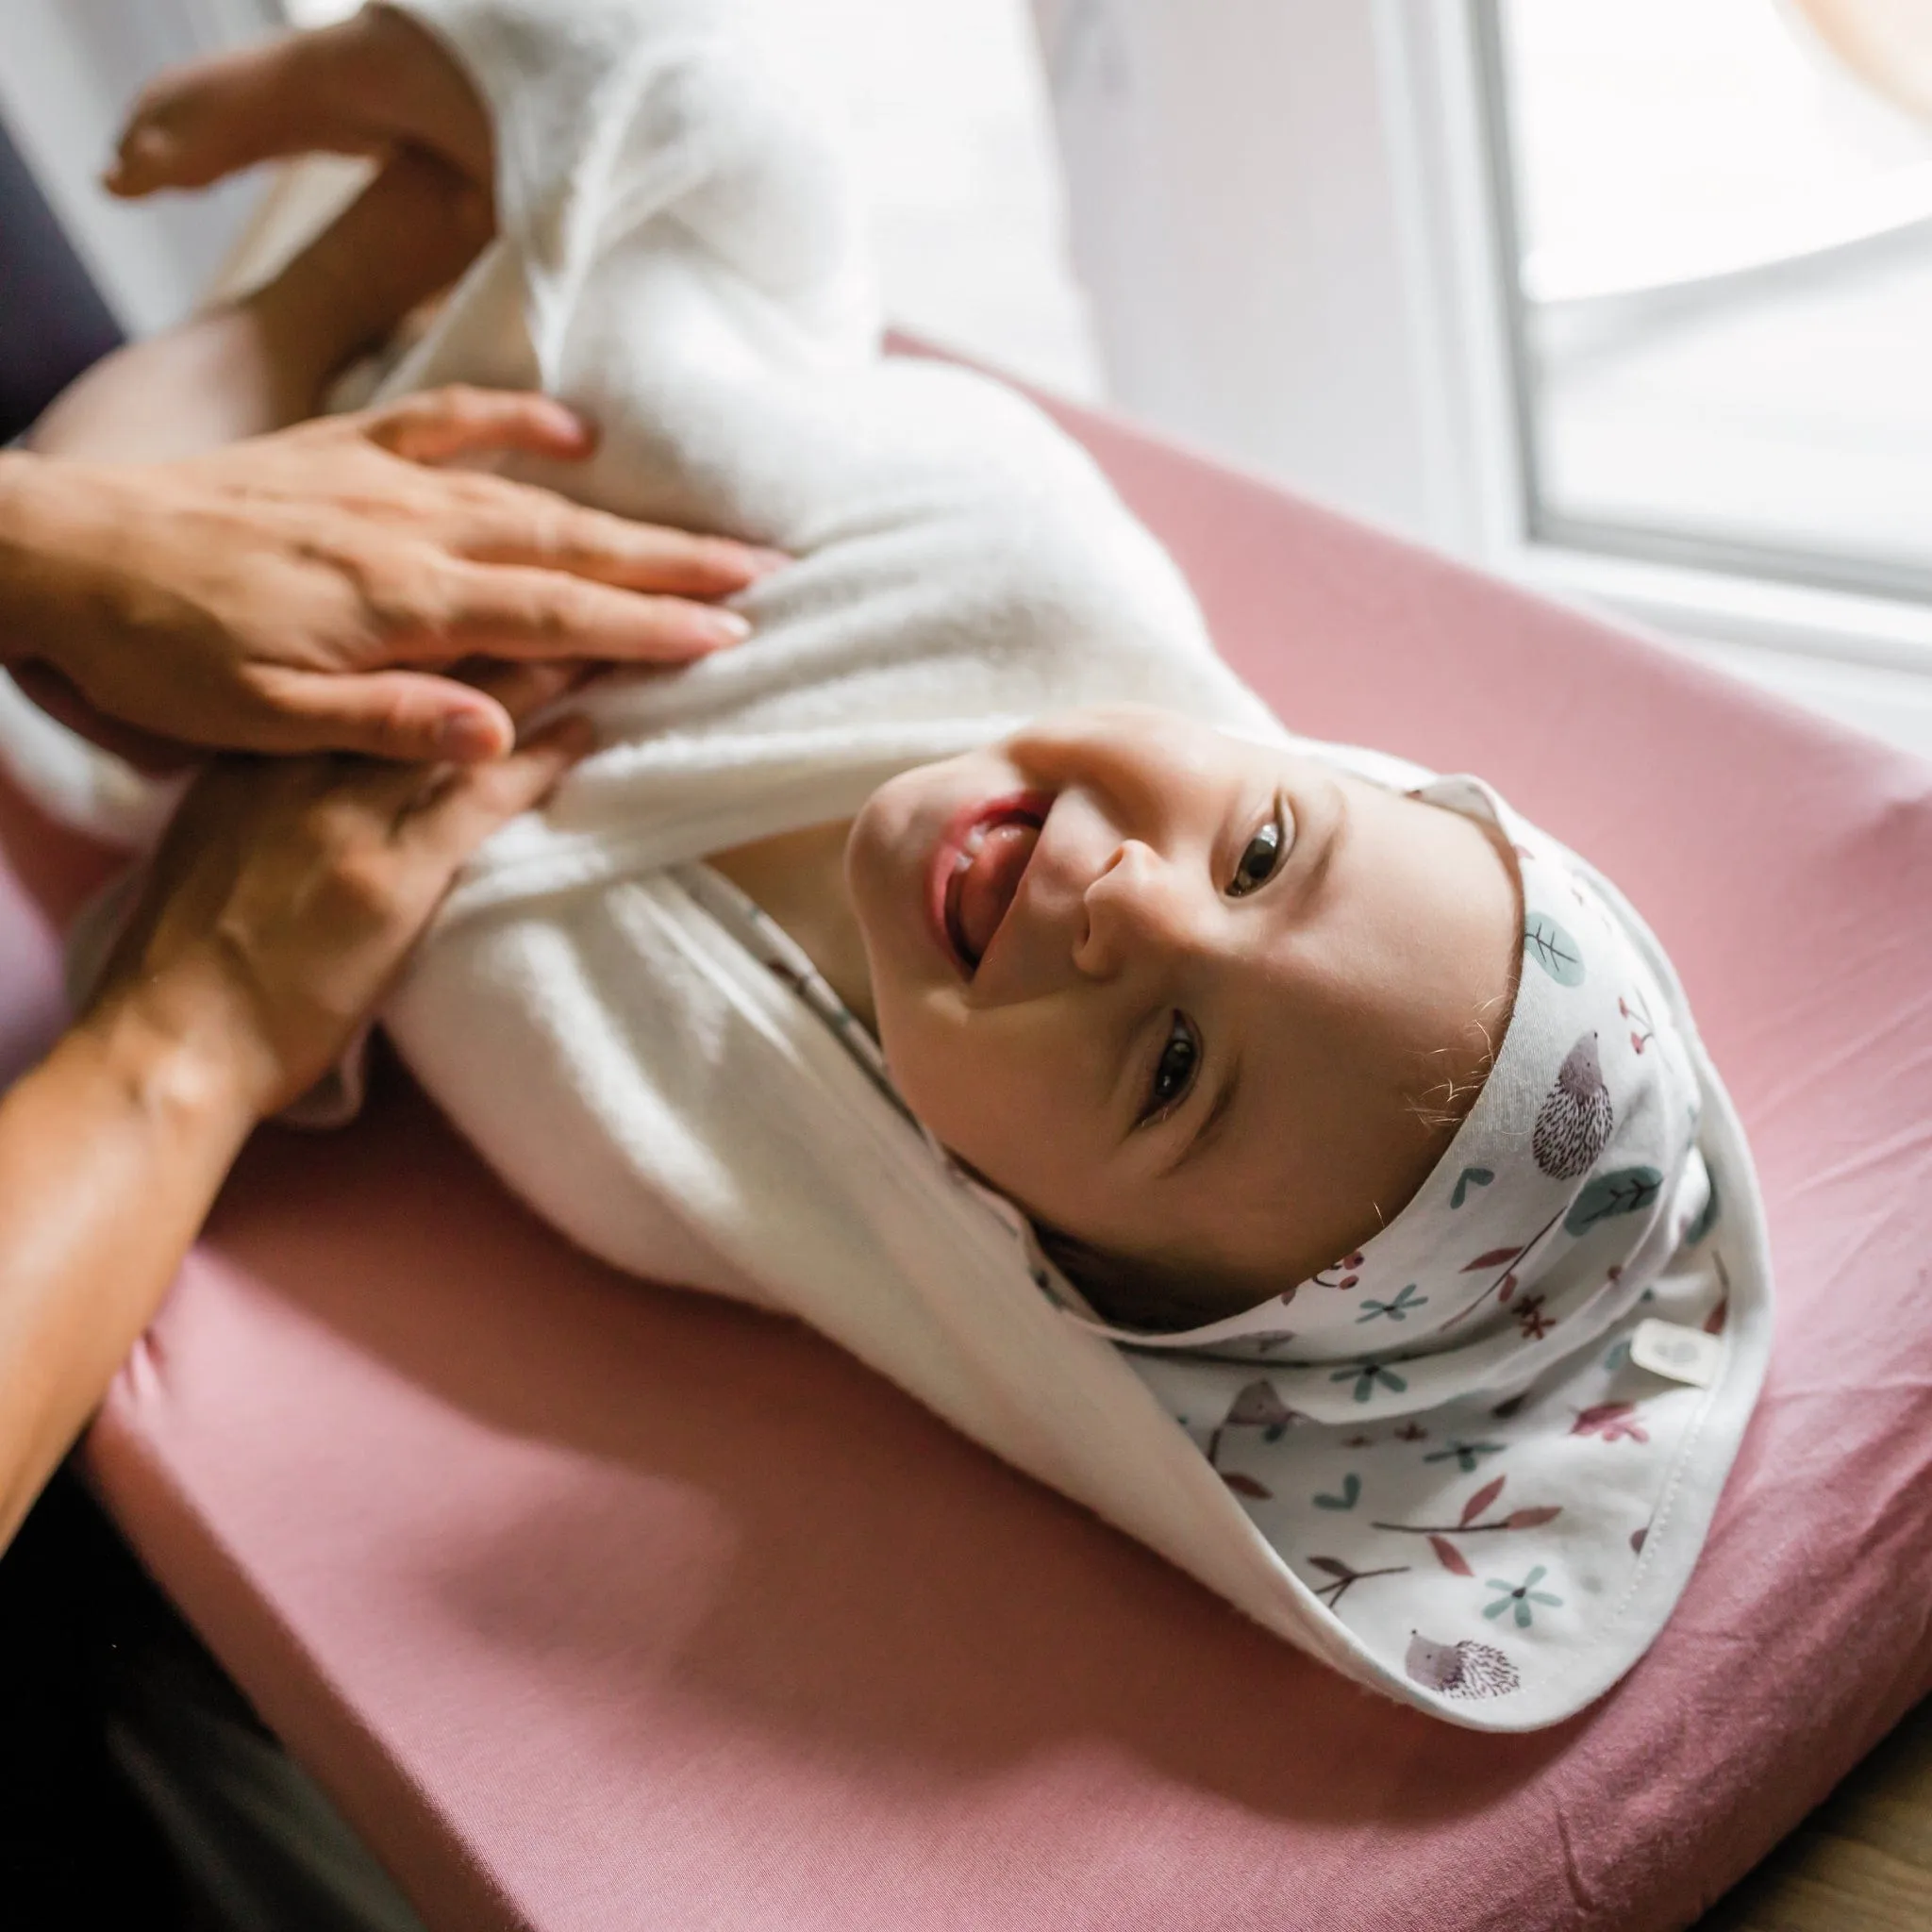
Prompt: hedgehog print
<box><xmin>1404</xmin><ymin>1634</ymin><xmax>1522</xmax><ymax>1700</ymax></box>
<box><xmin>1533</xmin><ymin>1033</ymin><xmax>1614</xmax><ymax>1179</ymax></box>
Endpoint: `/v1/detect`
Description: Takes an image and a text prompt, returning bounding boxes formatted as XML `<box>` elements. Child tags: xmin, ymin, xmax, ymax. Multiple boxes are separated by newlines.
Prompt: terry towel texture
<box><xmin>9</xmin><ymin>0</ymin><xmax>1770</xmax><ymax>1728</ymax></box>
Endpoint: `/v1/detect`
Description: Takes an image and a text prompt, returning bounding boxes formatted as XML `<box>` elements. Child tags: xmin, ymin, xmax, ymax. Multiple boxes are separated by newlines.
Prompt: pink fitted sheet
<box><xmin>3</xmin><ymin>371</ymin><xmax>1920</xmax><ymax>1930</ymax></box>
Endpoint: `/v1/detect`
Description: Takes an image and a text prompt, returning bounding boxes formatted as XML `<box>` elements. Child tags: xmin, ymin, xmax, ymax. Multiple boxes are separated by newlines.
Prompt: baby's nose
<box><xmin>1073</xmin><ymin>841</ymin><xmax>1204</xmax><ymax>978</ymax></box>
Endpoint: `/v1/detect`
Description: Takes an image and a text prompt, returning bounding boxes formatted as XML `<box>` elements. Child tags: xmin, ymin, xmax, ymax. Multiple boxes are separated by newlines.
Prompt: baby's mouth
<box><xmin>944</xmin><ymin>804</ymin><xmax>1045</xmax><ymax>972</ymax></box>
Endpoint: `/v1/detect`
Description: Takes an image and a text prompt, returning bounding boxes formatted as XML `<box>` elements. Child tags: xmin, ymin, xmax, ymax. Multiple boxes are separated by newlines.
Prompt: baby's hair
<box><xmin>1041</xmin><ymin>987</ymin><xmax>1516</xmax><ymax>1330</ymax></box>
<box><xmin>1034</xmin><ymin>1223</ymin><xmax>1248</xmax><ymax>1333</ymax></box>
<box><xmin>1405</xmin><ymin>989</ymin><xmax>1509</xmax><ymax>1135</ymax></box>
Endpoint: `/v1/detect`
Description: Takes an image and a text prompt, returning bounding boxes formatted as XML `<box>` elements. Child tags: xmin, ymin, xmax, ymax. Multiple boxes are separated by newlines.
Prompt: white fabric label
<box><xmin>1631</xmin><ymin>1318</ymin><xmax>1723</xmax><ymax>1389</ymax></box>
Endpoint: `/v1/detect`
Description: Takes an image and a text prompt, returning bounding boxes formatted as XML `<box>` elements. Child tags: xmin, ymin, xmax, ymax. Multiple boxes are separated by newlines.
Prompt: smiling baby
<box><xmin>36</xmin><ymin>0</ymin><xmax>1766</xmax><ymax>1723</ymax></box>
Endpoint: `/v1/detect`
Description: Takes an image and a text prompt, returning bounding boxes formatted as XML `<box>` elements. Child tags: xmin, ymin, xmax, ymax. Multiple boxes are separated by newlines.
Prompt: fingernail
<box><xmin>699</xmin><ymin>609</ymin><xmax>753</xmax><ymax>647</ymax></box>
<box><xmin>440</xmin><ymin>711</ymin><xmax>505</xmax><ymax>760</ymax></box>
<box><xmin>543</xmin><ymin>400</ymin><xmax>596</xmax><ymax>450</ymax></box>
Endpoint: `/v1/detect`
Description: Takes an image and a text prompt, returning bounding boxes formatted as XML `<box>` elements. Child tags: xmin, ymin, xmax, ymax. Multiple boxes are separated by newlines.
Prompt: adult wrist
<box><xmin>76</xmin><ymin>954</ymin><xmax>281</xmax><ymax>1146</ymax></box>
<box><xmin>0</xmin><ymin>449</ymin><xmax>102</xmax><ymax>675</ymax></box>
<box><xmin>0</xmin><ymin>450</ymin><xmax>53</xmax><ymax>663</ymax></box>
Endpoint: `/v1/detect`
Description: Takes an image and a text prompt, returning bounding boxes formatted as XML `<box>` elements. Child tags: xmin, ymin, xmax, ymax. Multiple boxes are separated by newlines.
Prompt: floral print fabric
<box><xmin>691</xmin><ymin>771</ymin><xmax>1765</xmax><ymax>1721</ymax></box>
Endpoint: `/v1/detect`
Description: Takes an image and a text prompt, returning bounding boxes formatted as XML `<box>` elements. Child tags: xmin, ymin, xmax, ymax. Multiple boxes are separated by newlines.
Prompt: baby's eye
<box><xmin>1141</xmin><ymin>1012</ymin><xmax>1200</xmax><ymax>1124</ymax></box>
<box><xmin>1228</xmin><ymin>804</ymin><xmax>1291</xmax><ymax>897</ymax></box>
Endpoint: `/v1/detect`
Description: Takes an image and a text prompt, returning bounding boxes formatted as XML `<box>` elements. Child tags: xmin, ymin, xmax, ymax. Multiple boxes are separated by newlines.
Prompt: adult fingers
<box><xmin>357</xmin><ymin>386</ymin><xmax>596</xmax><ymax>467</ymax></box>
<box><xmin>430</xmin><ymin>562</ymin><xmax>752</xmax><ymax>663</ymax></box>
<box><xmin>399</xmin><ymin>715</ymin><xmax>594</xmax><ymax>863</ymax></box>
<box><xmin>244</xmin><ymin>666</ymin><xmax>517</xmax><ymax>764</ymax></box>
<box><xmin>458</xmin><ymin>490</ymin><xmax>788</xmax><ymax>598</ymax></box>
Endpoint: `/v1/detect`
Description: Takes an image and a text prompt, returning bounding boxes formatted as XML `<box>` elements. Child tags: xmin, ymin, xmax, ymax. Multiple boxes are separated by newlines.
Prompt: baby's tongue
<box><xmin>957</xmin><ymin>821</ymin><xmax>1040</xmax><ymax>963</ymax></box>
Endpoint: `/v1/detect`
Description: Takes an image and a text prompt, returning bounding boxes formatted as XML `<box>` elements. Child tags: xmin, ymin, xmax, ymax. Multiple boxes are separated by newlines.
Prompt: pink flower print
<box><xmin>1313</xmin><ymin>1253</ymin><xmax>1365</xmax><ymax>1291</ymax></box>
<box><xmin>1572</xmin><ymin>1401</ymin><xmax>1650</xmax><ymax>1444</ymax></box>
<box><xmin>1619</xmin><ymin>993</ymin><xmax>1655</xmax><ymax>1057</ymax></box>
<box><xmin>1514</xmin><ymin>1295</ymin><xmax>1553</xmax><ymax>1341</ymax></box>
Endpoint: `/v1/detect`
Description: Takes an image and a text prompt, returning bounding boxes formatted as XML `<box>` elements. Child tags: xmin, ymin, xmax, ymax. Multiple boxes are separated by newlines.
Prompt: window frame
<box><xmin>1389</xmin><ymin>0</ymin><xmax>1932</xmax><ymax>685</ymax></box>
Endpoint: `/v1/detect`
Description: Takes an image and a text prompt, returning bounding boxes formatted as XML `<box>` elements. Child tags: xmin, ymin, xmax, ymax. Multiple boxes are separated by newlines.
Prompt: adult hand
<box><xmin>91</xmin><ymin>662</ymin><xmax>591</xmax><ymax>1119</ymax></box>
<box><xmin>0</xmin><ymin>662</ymin><xmax>591</xmax><ymax>1548</ymax></box>
<box><xmin>0</xmin><ymin>391</ymin><xmax>778</xmax><ymax>765</ymax></box>
<box><xmin>108</xmin><ymin>3</ymin><xmax>493</xmax><ymax>202</ymax></box>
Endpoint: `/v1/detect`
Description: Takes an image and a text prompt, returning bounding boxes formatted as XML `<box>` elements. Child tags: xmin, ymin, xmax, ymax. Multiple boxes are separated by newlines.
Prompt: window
<box><xmin>1482</xmin><ymin>0</ymin><xmax>1932</xmax><ymax>606</ymax></box>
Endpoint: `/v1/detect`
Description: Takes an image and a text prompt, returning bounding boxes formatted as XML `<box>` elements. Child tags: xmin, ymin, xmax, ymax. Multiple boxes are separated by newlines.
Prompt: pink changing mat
<box><xmin>4</xmin><ymin>368</ymin><xmax>1925</xmax><ymax>1929</ymax></box>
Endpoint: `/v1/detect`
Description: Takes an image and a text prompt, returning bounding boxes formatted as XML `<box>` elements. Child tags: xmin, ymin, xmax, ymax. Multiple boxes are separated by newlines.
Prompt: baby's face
<box><xmin>845</xmin><ymin>707</ymin><xmax>1521</xmax><ymax>1318</ymax></box>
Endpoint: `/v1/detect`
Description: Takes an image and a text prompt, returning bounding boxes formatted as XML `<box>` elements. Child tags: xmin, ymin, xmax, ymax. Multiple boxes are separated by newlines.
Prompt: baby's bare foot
<box><xmin>107</xmin><ymin>8</ymin><xmax>491</xmax><ymax>199</ymax></box>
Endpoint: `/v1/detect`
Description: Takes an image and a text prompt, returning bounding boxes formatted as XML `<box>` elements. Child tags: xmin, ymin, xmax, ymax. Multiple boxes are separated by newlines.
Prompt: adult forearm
<box><xmin>0</xmin><ymin>448</ymin><xmax>92</xmax><ymax>670</ymax></box>
<box><xmin>0</xmin><ymin>973</ymin><xmax>261</xmax><ymax>1548</ymax></box>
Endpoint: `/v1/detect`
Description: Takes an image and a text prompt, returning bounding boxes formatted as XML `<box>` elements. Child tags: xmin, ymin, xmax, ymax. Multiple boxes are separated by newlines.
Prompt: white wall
<box><xmin>0</xmin><ymin>0</ymin><xmax>273</xmax><ymax>333</ymax></box>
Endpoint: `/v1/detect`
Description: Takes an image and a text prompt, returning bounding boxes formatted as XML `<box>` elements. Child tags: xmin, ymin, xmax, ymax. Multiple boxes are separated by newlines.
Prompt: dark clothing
<box><xmin>0</xmin><ymin>114</ymin><xmax>124</xmax><ymax>446</ymax></box>
<box><xmin>0</xmin><ymin>1471</ymin><xmax>191</xmax><ymax>1928</ymax></box>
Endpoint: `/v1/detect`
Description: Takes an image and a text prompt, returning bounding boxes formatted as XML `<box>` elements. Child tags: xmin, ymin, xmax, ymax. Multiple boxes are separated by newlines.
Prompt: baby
<box><xmin>829</xmin><ymin>708</ymin><xmax>1519</xmax><ymax>1324</ymax></box>
<box><xmin>27</xmin><ymin>0</ymin><xmax>1765</xmax><ymax>1726</ymax></box>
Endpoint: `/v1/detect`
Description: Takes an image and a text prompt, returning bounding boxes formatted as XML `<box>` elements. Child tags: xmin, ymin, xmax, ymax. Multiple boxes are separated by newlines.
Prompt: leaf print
<box><xmin>1450</xmin><ymin>1167</ymin><xmax>1494</xmax><ymax>1209</ymax></box>
<box><xmin>1372</xmin><ymin>1488</ymin><xmax>1560</xmax><ymax>1538</ymax></box>
<box><xmin>1441</xmin><ymin>1212</ymin><xmax>1561</xmax><ymax>1333</ymax></box>
<box><xmin>1429</xmin><ymin>1536</ymin><xmax>1474</xmax><ymax>1577</ymax></box>
<box><xmin>1461</xmin><ymin>1247</ymin><xmax>1524</xmax><ymax>1272</ymax></box>
<box><xmin>1571</xmin><ymin>1402</ymin><xmax>1650</xmax><ymax>1444</ymax></box>
<box><xmin>1313</xmin><ymin>1474</ymin><xmax>1361</xmax><ymax>1511</ymax></box>
<box><xmin>1357</xmin><ymin>1284</ymin><xmax>1427</xmax><ymax>1324</ymax></box>
<box><xmin>1483</xmin><ymin>1566</ymin><xmax>1563</xmax><ymax>1629</ymax></box>
<box><xmin>1564</xmin><ymin>1166</ymin><xmax>1664</xmax><ymax>1238</ymax></box>
<box><xmin>1424</xmin><ymin>1441</ymin><xmax>1505</xmax><ymax>1473</ymax></box>
<box><xmin>1306</xmin><ymin>1557</ymin><xmax>1411</xmax><ymax>1607</ymax></box>
<box><xmin>1460</xmin><ymin>1477</ymin><xmax>1506</xmax><ymax>1526</ymax></box>
<box><xmin>1524</xmin><ymin>912</ymin><xmax>1585</xmax><ymax>985</ymax></box>
<box><xmin>1686</xmin><ymin>1177</ymin><xmax>1721</xmax><ymax>1247</ymax></box>
<box><xmin>1222</xmin><ymin>1472</ymin><xmax>1272</xmax><ymax>1499</ymax></box>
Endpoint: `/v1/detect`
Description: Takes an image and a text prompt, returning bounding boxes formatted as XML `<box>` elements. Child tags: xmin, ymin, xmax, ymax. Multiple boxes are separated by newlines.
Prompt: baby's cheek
<box><xmin>878</xmin><ymin>1002</ymin><xmax>1034</xmax><ymax>1177</ymax></box>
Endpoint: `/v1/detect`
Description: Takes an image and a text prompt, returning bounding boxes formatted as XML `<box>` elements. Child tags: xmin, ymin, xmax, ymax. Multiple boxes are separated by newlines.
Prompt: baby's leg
<box><xmin>28</xmin><ymin>153</ymin><xmax>489</xmax><ymax>464</ymax></box>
